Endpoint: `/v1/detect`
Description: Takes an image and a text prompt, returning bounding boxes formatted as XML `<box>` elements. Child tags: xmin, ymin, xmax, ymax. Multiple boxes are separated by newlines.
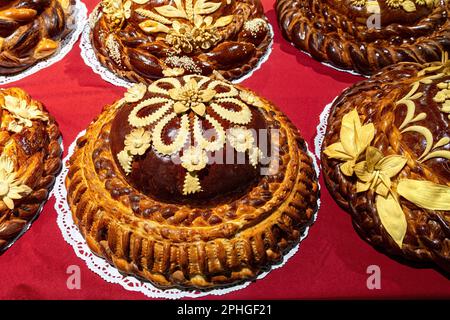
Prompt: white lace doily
<box><xmin>314</xmin><ymin>98</ymin><xmax>337</xmax><ymax>161</ymax></box>
<box><xmin>79</xmin><ymin>6</ymin><xmax>274</xmax><ymax>88</ymax></box>
<box><xmin>54</xmin><ymin>129</ymin><xmax>320</xmax><ymax>299</ymax></box>
<box><xmin>0</xmin><ymin>1</ymin><xmax>87</xmax><ymax>85</ymax></box>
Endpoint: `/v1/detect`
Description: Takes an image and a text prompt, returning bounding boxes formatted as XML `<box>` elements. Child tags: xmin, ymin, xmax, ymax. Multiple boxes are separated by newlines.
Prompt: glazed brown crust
<box><xmin>276</xmin><ymin>0</ymin><xmax>450</xmax><ymax>75</ymax></box>
<box><xmin>0</xmin><ymin>88</ymin><xmax>62</xmax><ymax>252</ymax></box>
<box><xmin>90</xmin><ymin>0</ymin><xmax>273</xmax><ymax>83</ymax></box>
<box><xmin>321</xmin><ymin>62</ymin><xmax>449</xmax><ymax>272</ymax></box>
<box><xmin>0</xmin><ymin>0</ymin><xmax>75</xmax><ymax>75</ymax></box>
<box><xmin>65</xmin><ymin>89</ymin><xmax>319</xmax><ymax>289</ymax></box>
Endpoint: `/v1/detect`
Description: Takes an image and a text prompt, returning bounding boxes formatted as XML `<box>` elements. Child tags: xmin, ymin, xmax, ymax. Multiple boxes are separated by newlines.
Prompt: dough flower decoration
<box><xmin>124</xmin><ymin>127</ymin><xmax>152</xmax><ymax>155</ymax></box>
<box><xmin>102</xmin><ymin>0</ymin><xmax>132</xmax><ymax>29</ymax></box>
<box><xmin>323</xmin><ymin>109</ymin><xmax>375</xmax><ymax>176</ymax></box>
<box><xmin>227</xmin><ymin>127</ymin><xmax>263</xmax><ymax>167</ymax></box>
<box><xmin>165</xmin><ymin>15</ymin><xmax>227</xmax><ymax>53</ymax></box>
<box><xmin>0</xmin><ymin>155</ymin><xmax>32</xmax><ymax>210</ymax></box>
<box><xmin>180</xmin><ymin>146</ymin><xmax>208</xmax><ymax>172</ymax></box>
<box><xmin>117</xmin><ymin>150</ymin><xmax>132</xmax><ymax>173</ymax></box>
<box><xmin>169</xmin><ymin>78</ymin><xmax>216</xmax><ymax>116</ymax></box>
<box><xmin>117</xmin><ymin>76</ymin><xmax>264</xmax><ymax>195</ymax></box>
<box><xmin>102</xmin><ymin>0</ymin><xmax>235</xmax><ymax>54</ymax></box>
<box><xmin>2</xmin><ymin>95</ymin><xmax>48</xmax><ymax>133</ymax></box>
<box><xmin>433</xmin><ymin>81</ymin><xmax>450</xmax><ymax>119</ymax></box>
<box><xmin>118</xmin><ymin>127</ymin><xmax>151</xmax><ymax>174</ymax></box>
<box><xmin>350</xmin><ymin>0</ymin><xmax>437</xmax><ymax>12</ymax></box>
<box><xmin>354</xmin><ymin>147</ymin><xmax>407</xmax><ymax>197</ymax></box>
<box><xmin>324</xmin><ymin>107</ymin><xmax>450</xmax><ymax>248</ymax></box>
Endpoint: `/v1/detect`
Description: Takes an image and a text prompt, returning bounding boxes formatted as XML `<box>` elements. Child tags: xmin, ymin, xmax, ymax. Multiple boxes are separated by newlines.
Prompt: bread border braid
<box><xmin>276</xmin><ymin>0</ymin><xmax>450</xmax><ymax>75</ymax></box>
<box><xmin>65</xmin><ymin>89</ymin><xmax>319</xmax><ymax>289</ymax></box>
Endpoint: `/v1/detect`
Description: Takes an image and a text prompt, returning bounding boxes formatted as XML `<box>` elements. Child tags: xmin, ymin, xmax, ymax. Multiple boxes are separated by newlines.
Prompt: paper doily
<box><xmin>54</xmin><ymin>129</ymin><xmax>320</xmax><ymax>299</ymax></box>
<box><xmin>314</xmin><ymin>98</ymin><xmax>337</xmax><ymax>162</ymax></box>
<box><xmin>79</xmin><ymin>6</ymin><xmax>274</xmax><ymax>88</ymax></box>
<box><xmin>0</xmin><ymin>1</ymin><xmax>87</xmax><ymax>85</ymax></box>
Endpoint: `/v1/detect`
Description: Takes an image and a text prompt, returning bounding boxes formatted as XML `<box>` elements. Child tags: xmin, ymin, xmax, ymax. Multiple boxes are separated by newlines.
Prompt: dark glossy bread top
<box><xmin>108</xmin><ymin>76</ymin><xmax>276</xmax><ymax>205</ymax></box>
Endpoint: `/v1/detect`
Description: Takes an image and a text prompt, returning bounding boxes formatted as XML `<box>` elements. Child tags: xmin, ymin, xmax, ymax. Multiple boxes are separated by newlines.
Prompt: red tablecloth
<box><xmin>0</xmin><ymin>0</ymin><xmax>448</xmax><ymax>300</ymax></box>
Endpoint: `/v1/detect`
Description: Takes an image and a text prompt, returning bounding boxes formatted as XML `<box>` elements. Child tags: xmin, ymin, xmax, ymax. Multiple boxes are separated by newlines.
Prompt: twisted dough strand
<box><xmin>0</xmin><ymin>0</ymin><xmax>74</xmax><ymax>75</ymax></box>
<box><xmin>276</xmin><ymin>0</ymin><xmax>450</xmax><ymax>75</ymax></box>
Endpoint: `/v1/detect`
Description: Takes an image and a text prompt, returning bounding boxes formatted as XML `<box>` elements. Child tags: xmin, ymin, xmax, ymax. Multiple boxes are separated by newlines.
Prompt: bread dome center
<box><xmin>109</xmin><ymin>76</ymin><xmax>270</xmax><ymax>204</ymax></box>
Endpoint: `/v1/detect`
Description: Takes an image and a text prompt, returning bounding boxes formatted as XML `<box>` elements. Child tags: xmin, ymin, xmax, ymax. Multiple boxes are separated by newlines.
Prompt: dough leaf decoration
<box><xmin>323</xmin><ymin>52</ymin><xmax>450</xmax><ymax>249</ymax></box>
<box><xmin>396</xmin><ymin>54</ymin><xmax>450</xmax><ymax>163</ymax></box>
<box><xmin>397</xmin><ymin>179</ymin><xmax>450</xmax><ymax>211</ymax></box>
<box><xmin>183</xmin><ymin>171</ymin><xmax>202</xmax><ymax>194</ymax></box>
<box><xmin>401</xmin><ymin>0</ymin><xmax>416</xmax><ymax>12</ymax></box>
<box><xmin>401</xmin><ymin>125</ymin><xmax>433</xmax><ymax>160</ymax></box>
<box><xmin>155</xmin><ymin>0</ymin><xmax>187</xmax><ymax>19</ymax></box>
<box><xmin>396</xmin><ymin>81</ymin><xmax>424</xmax><ymax>130</ymax></box>
<box><xmin>135</xmin><ymin>8</ymin><xmax>173</xmax><ymax>24</ymax></box>
<box><xmin>117</xmin><ymin>150</ymin><xmax>132</xmax><ymax>174</ymax></box>
<box><xmin>139</xmin><ymin>20</ymin><xmax>170</xmax><ymax>33</ymax></box>
<box><xmin>214</xmin><ymin>15</ymin><xmax>234</xmax><ymax>28</ymax></box>
<box><xmin>376</xmin><ymin>193</ymin><xmax>407</xmax><ymax>248</ymax></box>
<box><xmin>194</xmin><ymin>0</ymin><xmax>221</xmax><ymax>15</ymax></box>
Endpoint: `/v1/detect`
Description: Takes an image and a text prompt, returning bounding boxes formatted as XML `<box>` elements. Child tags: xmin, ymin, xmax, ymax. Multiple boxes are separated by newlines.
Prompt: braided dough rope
<box><xmin>321</xmin><ymin>59</ymin><xmax>449</xmax><ymax>273</ymax></box>
<box><xmin>0</xmin><ymin>88</ymin><xmax>62</xmax><ymax>252</ymax></box>
<box><xmin>276</xmin><ymin>0</ymin><xmax>450</xmax><ymax>75</ymax></box>
<box><xmin>0</xmin><ymin>0</ymin><xmax>77</xmax><ymax>75</ymax></box>
<box><xmin>65</xmin><ymin>81</ymin><xmax>319</xmax><ymax>289</ymax></box>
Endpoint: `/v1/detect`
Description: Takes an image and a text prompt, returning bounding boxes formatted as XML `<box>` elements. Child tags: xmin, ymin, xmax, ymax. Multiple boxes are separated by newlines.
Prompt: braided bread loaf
<box><xmin>66</xmin><ymin>76</ymin><xmax>319</xmax><ymax>289</ymax></box>
<box><xmin>321</xmin><ymin>57</ymin><xmax>450</xmax><ymax>273</ymax></box>
<box><xmin>90</xmin><ymin>0</ymin><xmax>272</xmax><ymax>83</ymax></box>
<box><xmin>0</xmin><ymin>88</ymin><xmax>61</xmax><ymax>252</ymax></box>
<box><xmin>276</xmin><ymin>0</ymin><xmax>450</xmax><ymax>75</ymax></box>
<box><xmin>0</xmin><ymin>0</ymin><xmax>75</xmax><ymax>75</ymax></box>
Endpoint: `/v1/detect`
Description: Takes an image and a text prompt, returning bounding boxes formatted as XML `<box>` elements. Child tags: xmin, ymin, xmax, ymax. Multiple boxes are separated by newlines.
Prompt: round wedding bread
<box><xmin>276</xmin><ymin>0</ymin><xmax>450</xmax><ymax>75</ymax></box>
<box><xmin>66</xmin><ymin>75</ymin><xmax>319</xmax><ymax>289</ymax></box>
<box><xmin>0</xmin><ymin>87</ymin><xmax>62</xmax><ymax>251</ymax></box>
<box><xmin>0</xmin><ymin>0</ymin><xmax>76</xmax><ymax>75</ymax></box>
<box><xmin>321</xmin><ymin>56</ymin><xmax>450</xmax><ymax>272</ymax></box>
<box><xmin>90</xmin><ymin>0</ymin><xmax>273</xmax><ymax>83</ymax></box>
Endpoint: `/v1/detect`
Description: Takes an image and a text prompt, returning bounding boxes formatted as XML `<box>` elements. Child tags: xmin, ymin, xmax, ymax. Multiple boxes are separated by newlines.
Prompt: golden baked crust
<box><xmin>66</xmin><ymin>75</ymin><xmax>319</xmax><ymax>289</ymax></box>
<box><xmin>0</xmin><ymin>88</ymin><xmax>62</xmax><ymax>252</ymax></box>
<box><xmin>276</xmin><ymin>0</ymin><xmax>450</xmax><ymax>75</ymax></box>
<box><xmin>90</xmin><ymin>0</ymin><xmax>272</xmax><ymax>83</ymax></box>
<box><xmin>0</xmin><ymin>0</ymin><xmax>76</xmax><ymax>75</ymax></box>
<box><xmin>321</xmin><ymin>55</ymin><xmax>450</xmax><ymax>272</ymax></box>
